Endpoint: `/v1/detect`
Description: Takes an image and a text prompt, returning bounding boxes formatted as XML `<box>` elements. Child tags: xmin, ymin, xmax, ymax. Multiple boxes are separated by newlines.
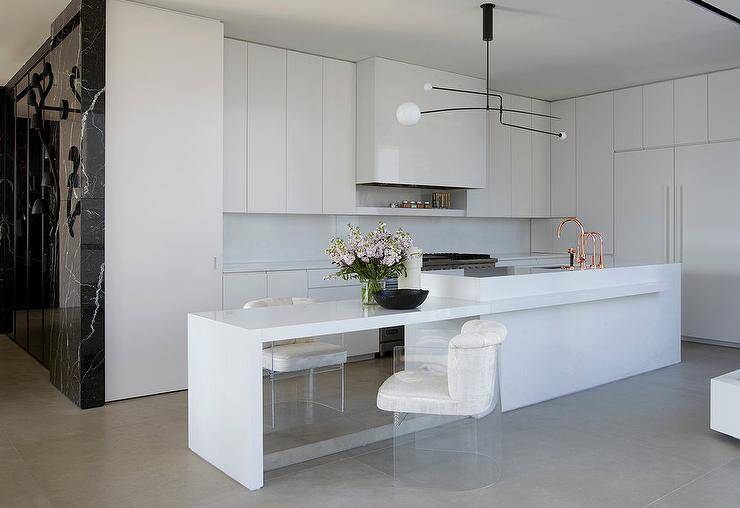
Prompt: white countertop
<box><xmin>190</xmin><ymin>296</ymin><xmax>491</xmax><ymax>342</ymax></box>
<box><xmin>223</xmin><ymin>260</ymin><xmax>333</xmax><ymax>273</ymax></box>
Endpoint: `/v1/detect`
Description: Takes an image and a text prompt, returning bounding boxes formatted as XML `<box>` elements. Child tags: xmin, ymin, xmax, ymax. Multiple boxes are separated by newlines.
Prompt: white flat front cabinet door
<box><xmin>489</xmin><ymin>92</ymin><xmax>513</xmax><ymax>216</ymax></box>
<box><xmin>614</xmin><ymin>148</ymin><xmax>674</xmax><ymax>267</ymax></box>
<box><xmin>247</xmin><ymin>43</ymin><xmax>286</xmax><ymax>213</ymax></box>
<box><xmin>267</xmin><ymin>270</ymin><xmax>308</xmax><ymax>298</ymax></box>
<box><xmin>223</xmin><ymin>39</ymin><xmax>247</xmax><ymax>212</ymax></box>
<box><xmin>532</xmin><ymin>99</ymin><xmax>551</xmax><ymax>217</ymax></box>
<box><xmin>708</xmin><ymin>68</ymin><xmax>740</xmax><ymax>142</ymax></box>
<box><xmin>576</xmin><ymin>92</ymin><xmax>614</xmax><ymax>252</ymax></box>
<box><xmin>287</xmin><ymin>51</ymin><xmax>322</xmax><ymax>213</ymax></box>
<box><xmin>550</xmin><ymin>99</ymin><xmax>576</xmax><ymax>217</ymax></box>
<box><xmin>223</xmin><ymin>272</ymin><xmax>267</xmax><ymax>310</ymax></box>
<box><xmin>511</xmin><ymin>95</ymin><xmax>532</xmax><ymax>217</ymax></box>
<box><xmin>676</xmin><ymin>141</ymin><xmax>740</xmax><ymax>344</ymax></box>
<box><xmin>322</xmin><ymin>58</ymin><xmax>356</xmax><ymax>214</ymax></box>
<box><xmin>643</xmin><ymin>81</ymin><xmax>674</xmax><ymax>148</ymax></box>
<box><xmin>613</xmin><ymin>86</ymin><xmax>642</xmax><ymax>151</ymax></box>
<box><xmin>674</xmin><ymin>75</ymin><xmax>708</xmax><ymax>145</ymax></box>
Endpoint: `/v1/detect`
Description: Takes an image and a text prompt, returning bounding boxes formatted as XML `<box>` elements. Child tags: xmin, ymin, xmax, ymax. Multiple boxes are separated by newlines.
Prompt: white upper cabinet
<box><xmin>223</xmin><ymin>39</ymin><xmax>247</xmax><ymax>213</ymax></box>
<box><xmin>247</xmin><ymin>43</ymin><xmax>287</xmax><ymax>213</ymax></box>
<box><xmin>468</xmin><ymin>92</ymin><xmax>512</xmax><ymax>217</ymax></box>
<box><xmin>489</xmin><ymin>95</ymin><xmax>513</xmax><ymax>217</ymax></box>
<box><xmin>576</xmin><ymin>91</ymin><xmax>614</xmax><ymax>253</ymax></box>
<box><xmin>357</xmin><ymin>57</ymin><xmax>486</xmax><ymax>189</ymax></box>
<box><xmin>708</xmin><ymin>68</ymin><xmax>740</xmax><ymax>142</ymax></box>
<box><xmin>643</xmin><ymin>81</ymin><xmax>674</xmax><ymax>148</ymax></box>
<box><xmin>613</xmin><ymin>86</ymin><xmax>642</xmax><ymax>151</ymax></box>
<box><xmin>674</xmin><ymin>74</ymin><xmax>708</xmax><ymax>145</ymax></box>
<box><xmin>531</xmin><ymin>99</ymin><xmax>551</xmax><ymax>217</ymax></box>
<box><xmin>322</xmin><ymin>58</ymin><xmax>357</xmax><ymax>214</ymax></box>
<box><xmin>286</xmin><ymin>51</ymin><xmax>323</xmax><ymax>214</ymax></box>
<box><xmin>510</xmin><ymin>95</ymin><xmax>533</xmax><ymax>217</ymax></box>
<box><xmin>550</xmin><ymin>99</ymin><xmax>576</xmax><ymax>217</ymax></box>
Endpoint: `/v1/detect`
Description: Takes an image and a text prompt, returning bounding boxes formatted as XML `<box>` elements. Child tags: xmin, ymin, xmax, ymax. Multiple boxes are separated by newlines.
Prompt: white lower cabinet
<box><xmin>614</xmin><ymin>148</ymin><xmax>674</xmax><ymax>267</ymax></box>
<box><xmin>676</xmin><ymin>141</ymin><xmax>740</xmax><ymax>345</ymax></box>
<box><xmin>267</xmin><ymin>270</ymin><xmax>308</xmax><ymax>298</ymax></box>
<box><xmin>223</xmin><ymin>272</ymin><xmax>267</xmax><ymax>310</ymax></box>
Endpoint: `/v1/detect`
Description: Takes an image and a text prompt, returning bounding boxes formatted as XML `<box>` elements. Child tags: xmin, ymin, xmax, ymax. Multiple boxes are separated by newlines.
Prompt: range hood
<box><xmin>356</xmin><ymin>57</ymin><xmax>487</xmax><ymax>190</ymax></box>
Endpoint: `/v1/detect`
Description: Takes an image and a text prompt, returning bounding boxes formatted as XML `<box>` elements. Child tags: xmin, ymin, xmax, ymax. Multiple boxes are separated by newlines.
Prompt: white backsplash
<box><xmin>224</xmin><ymin>213</ymin><xmax>531</xmax><ymax>263</ymax></box>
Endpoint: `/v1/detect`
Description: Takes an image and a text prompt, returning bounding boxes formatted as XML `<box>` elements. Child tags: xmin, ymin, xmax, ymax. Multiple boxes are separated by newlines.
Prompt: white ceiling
<box><xmin>3</xmin><ymin>0</ymin><xmax>740</xmax><ymax>99</ymax></box>
<box><xmin>0</xmin><ymin>0</ymin><xmax>69</xmax><ymax>87</ymax></box>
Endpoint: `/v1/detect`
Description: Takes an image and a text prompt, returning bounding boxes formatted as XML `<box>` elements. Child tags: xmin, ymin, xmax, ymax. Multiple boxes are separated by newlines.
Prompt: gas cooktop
<box><xmin>422</xmin><ymin>253</ymin><xmax>498</xmax><ymax>271</ymax></box>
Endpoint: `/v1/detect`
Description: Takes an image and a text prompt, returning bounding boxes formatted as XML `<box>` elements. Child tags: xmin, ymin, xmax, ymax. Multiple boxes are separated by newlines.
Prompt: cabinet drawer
<box><xmin>223</xmin><ymin>272</ymin><xmax>267</xmax><ymax>310</ymax></box>
<box><xmin>307</xmin><ymin>268</ymin><xmax>360</xmax><ymax>288</ymax></box>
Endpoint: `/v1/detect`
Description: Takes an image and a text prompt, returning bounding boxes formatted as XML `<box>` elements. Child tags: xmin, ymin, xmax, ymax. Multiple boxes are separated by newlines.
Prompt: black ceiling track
<box><xmin>686</xmin><ymin>0</ymin><xmax>740</xmax><ymax>26</ymax></box>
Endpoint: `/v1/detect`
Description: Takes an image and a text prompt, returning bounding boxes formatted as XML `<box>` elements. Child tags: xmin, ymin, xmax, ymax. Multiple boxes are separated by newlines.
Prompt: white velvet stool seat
<box><xmin>376</xmin><ymin>319</ymin><xmax>507</xmax><ymax>490</ymax></box>
<box><xmin>244</xmin><ymin>297</ymin><xmax>348</xmax><ymax>428</ymax></box>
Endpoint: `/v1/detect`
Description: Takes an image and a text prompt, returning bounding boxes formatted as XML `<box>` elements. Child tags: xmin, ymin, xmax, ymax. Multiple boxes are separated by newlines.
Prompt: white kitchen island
<box><xmin>188</xmin><ymin>263</ymin><xmax>680</xmax><ymax>490</ymax></box>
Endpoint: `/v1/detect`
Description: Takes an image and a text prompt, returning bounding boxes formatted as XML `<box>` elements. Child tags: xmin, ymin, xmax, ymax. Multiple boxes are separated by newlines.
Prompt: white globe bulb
<box><xmin>396</xmin><ymin>102</ymin><xmax>421</xmax><ymax>126</ymax></box>
<box><xmin>559</xmin><ymin>131</ymin><xmax>567</xmax><ymax>139</ymax></box>
<box><xmin>423</xmin><ymin>83</ymin><xmax>433</xmax><ymax>92</ymax></box>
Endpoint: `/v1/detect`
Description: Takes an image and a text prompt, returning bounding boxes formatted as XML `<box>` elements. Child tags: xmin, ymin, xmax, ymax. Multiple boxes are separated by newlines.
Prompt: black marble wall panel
<box><xmin>43</xmin><ymin>0</ymin><xmax>105</xmax><ymax>409</ymax></box>
<box><xmin>0</xmin><ymin>90</ymin><xmax>13</xmax><ymax>334</ymax></box>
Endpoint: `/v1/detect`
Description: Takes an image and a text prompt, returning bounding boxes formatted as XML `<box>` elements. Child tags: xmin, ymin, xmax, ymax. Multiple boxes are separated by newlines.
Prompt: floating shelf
<box><xmin>354</xmin><ymin>206</ymin><xmax>466</xmax><ymax>217</ymax></box>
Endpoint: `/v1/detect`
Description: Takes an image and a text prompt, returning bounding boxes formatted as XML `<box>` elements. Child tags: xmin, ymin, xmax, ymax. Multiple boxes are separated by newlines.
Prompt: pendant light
<box><xmin>396</xmin><ymin>3</ymin><xmax>566</xmax><ymax>139</ymax></box>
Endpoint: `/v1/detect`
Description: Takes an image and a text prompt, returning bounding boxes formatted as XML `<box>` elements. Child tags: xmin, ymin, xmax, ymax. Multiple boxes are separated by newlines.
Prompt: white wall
<box><xmin>224</xmin><ymin>214</ymin><xmax>530</xmax><ymax>263</ymax></box>
<box><xmin>106</xmin><ymin>1</ymin><xmax>224</xmax><ymax>401</ymax></box>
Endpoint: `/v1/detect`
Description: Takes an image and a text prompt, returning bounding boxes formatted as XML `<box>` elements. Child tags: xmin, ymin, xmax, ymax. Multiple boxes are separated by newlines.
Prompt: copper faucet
<box><xmin>556</xmin><ymin>217</ymin><xmax>587</xmax><ymax>270</ymax></box>
<box><xmin>583</xmin><ymin>232</ymin><xmax>605</xmax><ymax>269</ymax></box>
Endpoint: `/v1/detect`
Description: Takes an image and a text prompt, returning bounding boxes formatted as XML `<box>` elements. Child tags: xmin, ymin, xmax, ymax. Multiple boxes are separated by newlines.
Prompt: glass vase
<box><xmin>360</xmin><ymin>278</ymin><xmax>385</xmax><ymax>305</ymax></box>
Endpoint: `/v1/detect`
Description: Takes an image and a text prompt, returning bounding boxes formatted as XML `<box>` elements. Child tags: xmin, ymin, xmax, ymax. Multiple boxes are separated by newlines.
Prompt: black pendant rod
<box><xmin>686</xmin><ymin>0</ymin><xmax>740</xmax><ymax>25</ymax></box>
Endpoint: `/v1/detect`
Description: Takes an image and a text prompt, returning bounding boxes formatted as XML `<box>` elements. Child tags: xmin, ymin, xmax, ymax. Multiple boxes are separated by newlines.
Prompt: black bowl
<box><xmin>372</xmin><ymin>289</ymin><xmax>429</xmax><ymax>310</ymax></box>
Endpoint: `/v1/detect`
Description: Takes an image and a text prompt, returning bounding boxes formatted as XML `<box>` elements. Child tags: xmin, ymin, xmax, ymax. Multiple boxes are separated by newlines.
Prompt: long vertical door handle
<box><xmin>665</xmin><ymin>186</ymin><xmax>671</xmax><ymax>263</ymax></box>
<box><xmin>679</xmin><ymin>185</ymin><xmax>684</xmax><ymax>263</ymax></box>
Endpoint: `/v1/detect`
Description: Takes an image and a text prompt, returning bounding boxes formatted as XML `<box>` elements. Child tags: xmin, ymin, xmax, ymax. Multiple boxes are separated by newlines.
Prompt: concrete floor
<box><xmin>1</xmin><ymin>335</ymin><xmax>739</xmax><ymax>508</ymax></box>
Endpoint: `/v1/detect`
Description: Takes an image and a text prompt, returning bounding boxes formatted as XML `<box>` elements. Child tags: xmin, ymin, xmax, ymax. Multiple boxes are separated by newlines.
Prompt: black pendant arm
<box><xmin>420</xmin><ymin>106</ymin><xmax>565</xmax><ymax>138</ymax></box>
<box><xmin>428</xmin><ymin>86</ymin><xmax>560</xmax><ymax>119</ymax></box>
<box><xmin>421</xmin><ymin>105</ymin><xmax>559</xmax><ymax>120</ymax></box>
<box><xmin>421</xmin><ymin>107</ymin><xmax>490</xmax><ymax>114</ymax></box>
<box><xmin>500</xmin><ymin>119</ymin><xmax>564</xmax><ymax>138</ymax></box>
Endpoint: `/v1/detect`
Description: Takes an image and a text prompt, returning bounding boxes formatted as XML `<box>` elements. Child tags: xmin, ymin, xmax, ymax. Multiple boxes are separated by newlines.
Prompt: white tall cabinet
<box><xmin>676</xmin><ymin>141</ymin><xmax>740</xmax><ymax>345</ymax></box>
<box><xmin>614</xmin><ymin>148</ymin><xmax>674</xmax><ymax>267</ymax></box>
<box><xmin>576</xmin><ymin>92</ymin><xmax>614</xmax><ymax>253</ymax></box>
<box><xmin>106</xmin><ymin>1</ymin><xmax>224</xmax><ymax>400</ymax></box>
